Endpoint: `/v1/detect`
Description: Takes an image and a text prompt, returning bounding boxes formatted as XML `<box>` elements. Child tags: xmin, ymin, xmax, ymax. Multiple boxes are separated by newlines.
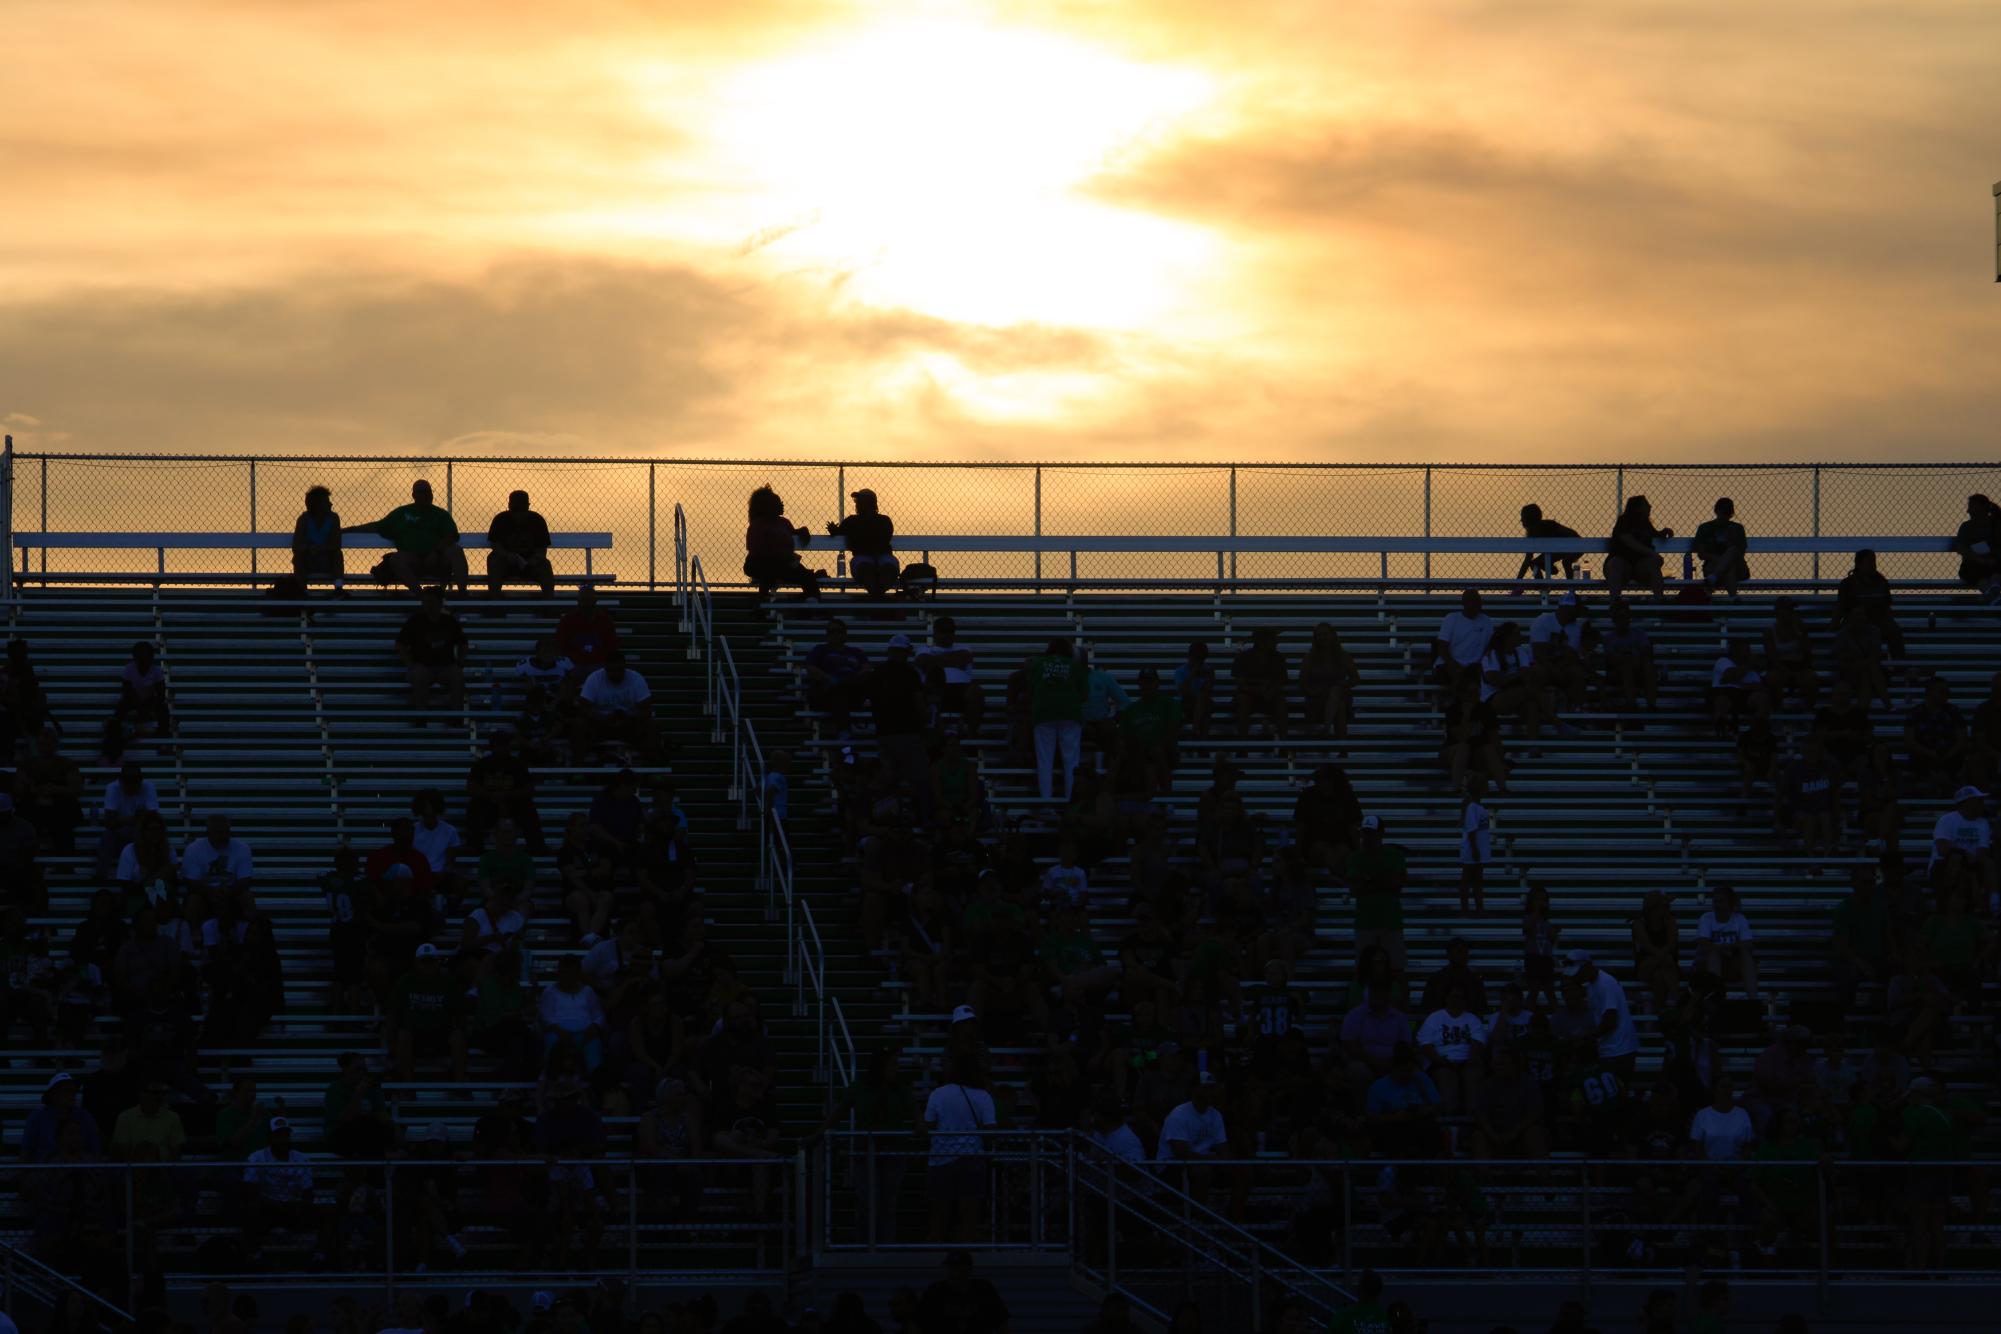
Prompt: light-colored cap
<box><xmin>887</xmin><ymin>634</ymin><xmax>913</xmax><ymax>651</ymax></box>
<box><xmin>1360</xmin><ymin>814</ymin><xmax>1382</xmax><ymax>831</ymax></box>
<box><xmin>414</xmin><ymin>942</ymin><xmax>441</xmax><ymax>959</ymax></box>
<box><xmin>950</xmin><ymin>1004</ymin><xmax>977</xmax><ymax>1024</ymax></box>
<box><xmin>530</xmin><ymin>1292</ymin><xmax>555</xmax><ymax>1312</ymax></box>
<box><xmin>1562</xmin><ymin>948</ymin><xmax>1593</xmax><ymax>977</ymax></box>
<box><xmin>1952</xmin><ymin>785</ymin><xmax>1987</xmax><ymax>803</ymax></box>
<box><xmin>269</xmin><ymin>1116</ymin><xmax>291</xmax><ymax>1132</ymax></box>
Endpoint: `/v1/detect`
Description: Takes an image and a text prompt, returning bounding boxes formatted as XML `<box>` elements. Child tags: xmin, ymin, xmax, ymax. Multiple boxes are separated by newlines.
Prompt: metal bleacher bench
<box><xmin>832</xmin><ymin>533</ymin><xmax>1964</xmax><ymax>590</ymax></box>
<box><xmin>11</xmin><ymin>530</ymin><xmax>615</xmax><ymax>582</ymax></box>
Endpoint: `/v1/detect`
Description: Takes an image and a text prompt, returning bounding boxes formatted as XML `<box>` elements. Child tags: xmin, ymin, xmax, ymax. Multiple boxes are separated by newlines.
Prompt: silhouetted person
<box><xmin>346</xmin><ymin>480</ymin><xmax>467</xmax><ymax>593</ymax></box>
<box><xmin>743</xmin><ymin>485</ymin><xmax>819</xmax><ymax>599</ymax></box>
<box><xmin>829</xmin><ymin>487</ymin><xmax>899</xmax><ymax>597</ymax></box>
<box><xmin>1515</xmin><ymin>504</ymin><xmax>1580</xmax><ymax>581</ymax></box>
<box><xmin>291</xmin><ymin>485</ymin><xmax>344</xmax><ymax>586</ymax></box>
<box><xmin>486</xmin><ymin>490</ymin><xmax>555</xmax><ymax>596</ymax></box>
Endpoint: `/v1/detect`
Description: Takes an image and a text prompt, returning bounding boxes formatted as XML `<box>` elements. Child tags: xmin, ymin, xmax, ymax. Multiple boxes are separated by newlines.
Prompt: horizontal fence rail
<box><xmin>5</xmin><ymin>445</ymin><xmax>1997</xmax><ymax>588</ymax></box>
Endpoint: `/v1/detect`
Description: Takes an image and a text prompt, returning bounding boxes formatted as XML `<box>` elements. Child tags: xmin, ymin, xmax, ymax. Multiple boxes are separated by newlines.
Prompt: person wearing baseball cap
<box><xmin>1529</xmin><ymin>590</ymin><xmax>1592</xmax><ymax>720</ymax></box>
<box><xmin>20</xmin><ymin>1071</ymin><xmax>101</xmax><ymax>1163</ymax></box>
<box><xmin>1930</xmin><ymin>785</ymin><xmax>1992</xmax><ymax>895</ymax></box>
<box><xmin>1562</xmin><ymin>949</ymin><xmax>1639</xmax><ymax>1076</ymax></box>
<box><xmin>827</xmin><ymin>487</ymin><xmax>900</xmax><ymax>597</ymax></box>
<box><xmin>865</xmin><ymin>630</ymin><xmax>933</xmax><ymax>819</ymax></box>
<box><xmin>242</xmin><ymin>1115</ymin><xmax>316</xmax><ymax>1260</ymax></box>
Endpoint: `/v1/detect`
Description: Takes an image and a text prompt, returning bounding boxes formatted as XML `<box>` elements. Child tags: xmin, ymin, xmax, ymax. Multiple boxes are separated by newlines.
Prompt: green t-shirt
<box><xmin>963</xmin><ymin>900</ymin><xmax>1024</xmax><ymax>934</ymax></box>
<box><xmin>1690</xmin><ymin>1316</ymin><xmax>1726</xmax><ymax>1334</ymax></box>
<box><xmin>1921</xmin><ymin>914</ymin><xmax>1981</xmax><ymax>972</ymax></box>
<box><xmin>478</xmin><ymin>848</ymin><xmax>536</xmax><ymax>888</ymax></box>
<box><xmin>392</xmin><ymin>971</ymin><xmax>464</xmax><ymax>1034</ymax></box>
<box><xmin>1832</xmin><ymin>895</ymin><xmax>1889</xmax><ymax>967</ymax></box>
<box><xmin>1027</xmin><ymin>654</ymin><xmax>1088</xmax><ymax>723</ymax></box>
<box><xmin>470</xmin><ymin>976</ymin><xmax>524</xmax><ymax>1032</ymax></box>
<box><xmin>1328</xmin><ymin>1300</ymin><xmax>1389</xmax><ymax>1334</ymax></box>
<box><xmin>214</xmin><ymin>1103</ymin><xmax>271</xmax><ymax>1159</ymax></box>
<box><xmin>1693</xmin><ymin>517</ymin><xmax>1746</xmax><ymax>559</ymax></box>
<box><xmin>376</xmin><ymin>502</ymin><xmax>459</xmax><ymax>554</ymax></box>
<box><xmin>1345</xmin><ymin>847</ymin><xmax>1407</xmax><ymax>931</ymax></box>
<box><xmin>323</xmin><ymin>1077</ymin><xmax>386</xmax><ymax>1134</ymax></box>
<box><xmin>1118</xmin><ymin>695</ymin><xmax>1184</xmax><ymax>746</ymax></box>
<box><xmin>1037</xmin><ymin>930</ymin><xmax>1098</xmax><ymax>975</ymax></box>
<box><xmin>1751</xmin><ymin>1137</ymin><xmax>1820</xmax><ymax>1208</ymax></box>
<box><xmin>849</xmin><ymin>1083</ymin><xmax>913</xmax><ymax>1132</ymax></box>
<box><xmin>1902</xmin><ymin>1103</ymin><xmax>1956</xmax><ymax>1160</ymax></box>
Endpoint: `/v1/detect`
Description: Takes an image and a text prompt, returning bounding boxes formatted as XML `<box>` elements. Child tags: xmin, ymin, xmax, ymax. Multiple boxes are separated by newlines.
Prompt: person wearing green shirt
<box><xmin>344</xmin><ymin>478</ymin><xmax>466</xmax><ymax>592</ymax></box>
<box><xmin>214</xmin><ymin>1074</ymin><xmax>273</xmax><ymax>1159</ymax></box>
<box><xmin>1327</xmin><ymin>1270</ymin><xmax>1390</xmax><ymax>1333</ymax></box>
<box><xmin>1692</xmin><ymin>497</ymin><xmax>1749</xmax><ymax>593</ymax></box>
<box><xmin>389</xmin><ymin>943</ymin><xmax>468</xmax><ymax>1081</ymax></box>
<box><xmin>1115</xmin><ymin>667</ymin><xmax>1183</xmax><ymax>795</ymax></box>
<box><xmin>1038</xmin><ymin>904</ymin><xmax>1115</xmax><ymax>1004</ymax></box>
<box><xmin>1688</xmin><ymin>1278</ymin><xmax>1730</xmax><ymax>1334</ymax></box>
<box><xmin>1344</xmin><ymin>818</ymin><xmax>1409</xmax><ymax>976</ymax></box>
<box><xmin>826</xmin><ymin>1050</ymin><xmax>914</xmax><ymax>1243</ymax></box>
<box><xmin>1896</xmin><ymin>1076</ymin><xmax>1957</xmax><ymax>1270</ymax></box>
<box><xmin>1027</xmin><ymin>639</ymin><xmax>1089</xmax><ymax>801</ymax></box>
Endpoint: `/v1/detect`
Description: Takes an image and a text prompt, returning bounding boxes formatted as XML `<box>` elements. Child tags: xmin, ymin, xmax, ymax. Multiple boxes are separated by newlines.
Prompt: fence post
<box><xmin>249</xmin><ymin>459</ymin><xmax>259</xmax><ymax>578</ymax></box>
<box><xmin>1228</xmin><ymin>466</ymin><xmax>1238</xmax><ymax>581</ymax></box>
<box><xmin>1614</xmin><ymin>464</ymin><xmax>1624</xmax><ymax>516</ymax></box>
<box><xmin>628</xmin><ymin>1161</ymin><xmax>640</xmax><ymax>1283</ymax></box>
<box><xmin>1423</xmin><ymin>467</ymin><xmax>1433</xmax><ymax>583</ymax></box>
<box><xmin>836</xmin><ymin>466</ymin><xmax>847</xmax><ymax>580</ymax></box>
<box><xmin>1034</xmin><ymin>466</ymin><xmax>1044</xmax><ymax>588</ymax></box>
<box><xmin>444</xmin><ymin>461</ymin><xmax>454</xmax><ymax>519</ymax></box>
<box><xmin>1811</xmin><ymin>465</ymin><xmax>1822</xmax><ymax>583</ymax></box>
<box><xmin>39</xmin><ymin>456</ymin><xmax>47</xmax><ymax>577</ymax></box>
<box><xmin>1</xmin><ymin>435</ymin><xmax>13</xmax><ymax>601</ymax></box>
<box><xmin>384</xmin><ymin>1163</ymin><xmax>396</xmax><ymax>1303</ymax></box>
<box><xmin>1579</xmin><ymin>1160</ymin><xmax>1592</xmax><ymax>1298</ymax></box>
<box><xmin>648</xmin><ymin>464</ymin><xmax>657</xmax><ymax>590</ymax></box>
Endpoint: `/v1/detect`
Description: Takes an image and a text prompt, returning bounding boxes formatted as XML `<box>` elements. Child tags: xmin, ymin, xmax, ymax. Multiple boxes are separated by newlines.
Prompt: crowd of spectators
<box><xmin>786</xmin><ymin>491</ymin><xmax>1999</xmax><ymax>1282</ymax></box>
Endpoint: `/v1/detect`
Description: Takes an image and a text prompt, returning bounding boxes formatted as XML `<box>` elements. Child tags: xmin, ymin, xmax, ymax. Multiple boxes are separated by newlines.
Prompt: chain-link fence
<box><xmin>6</xmin><ymin>453</ymin><xmax>1996</xmax><ymax>586</ymax></box>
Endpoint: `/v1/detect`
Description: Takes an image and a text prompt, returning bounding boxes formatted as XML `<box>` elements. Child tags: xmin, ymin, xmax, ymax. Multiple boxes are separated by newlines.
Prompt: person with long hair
<box><xmin>291</xmin><ymin>484</ymin><xmax>344</xmax><ymax>586</ymax></box>
<box><xmin>744</xmin><ymin>485</ymin><xmax>820</xmax><ymax>599</ymax></box>
<box><xmin>1605</xmin><ymin>494</ymin><xmax>1673</xmax><ymax>597</ymax></box>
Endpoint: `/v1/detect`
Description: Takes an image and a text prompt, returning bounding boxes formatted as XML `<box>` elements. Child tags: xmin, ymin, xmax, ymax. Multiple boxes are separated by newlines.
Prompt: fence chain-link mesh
<box><xmin>9</xmin><ymin>457</ymin><xmax>1999</xmax><ymax>587</ymax></box>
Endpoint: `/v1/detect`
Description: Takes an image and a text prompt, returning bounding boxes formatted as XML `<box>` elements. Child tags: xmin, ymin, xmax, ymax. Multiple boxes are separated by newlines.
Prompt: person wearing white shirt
<box><xmin>181</xmin><ymin>816</ymin><xmax>253</xmax><ymax>894</ymax></box>
<box><xmin>242</xmin><ymin>1118</ymin><xmax>317</xmax><ymax>1259</ymax></box>
<box><xmin>1090</xmin><ymin>1103</ymin><xmax>1147</xmax><ymax>1167</ymax></box>
<box><xmin>1710</xmin><ymin>639</ymin><xmax>1770</xmax><ymax>731</ymax></box>
<box><xmin>1689</xmin><ymin>1078</ymin><xmax>1756</xmax><ymax>1160</ymax></box>
<box><xmin>1695</xmin><ymin>885</ymin><xmax>1759</xmax><ymax>999</ymax></box>
<box><xmin>97</xmin><ymin>761</ymin><xmax>161</xmax><ymax>879</ymax></box>
<box><xmin>1042</xmin><ymin>848</ymin><xmax>1090</xmax><ymax>908</ymax></box>
<box><xmin>1478</xmin><ymin>623</ymin><xmax>1544</xmax><ymax>740</ymax></box>
<box><xmin>410</xmin><ymin>795</ymin><xmax>463</xmax><ymax>906</ymax></box>
<box><xmin>914</xmin><ymin>615</ymin><xmax>984</xmax><ymax>733</ymax></box>
<box><xmin>579</xmin><ymin>651</ymin><xmax>658</xmax><ymax>756</ymax></box>
<box><xmin>461</xmin><ymin>887</ymin><xmax>525</xmax><ymax>954</ymax></box>
<box><xmin>1416</xmin><ymin>989</ymin><xmax>1489</xmax><ymax>1113</ymax></box>
<box><xmin>1562</xmin><ymin>950</ymin><xmax>1640</xmax><ymax>1074</ymax></box>
<box><xmin>538</xmin><ymin>955</ymin><xmax>608</xmax><ymax>1069</ymax></box>
<box><xmin>1930</xmin><ymin>787</ymin><xmax>1994</xmax><ymax>892</ymax></box>
<box><xmin>1430</xmin><ymin>589</ymin><xmax>1496</xmax><ymax>687</ymax></box>
<box><xmin>924</xmin><ymin>1058</ymin><xmax>999</xmax><ymax>1243</ymax></box>
<box><xmin>1458</xmin><ymin>776</ymin><xmax>1492</xmax><ymax>914</ymax></box>
<box><xmin>1157</xmin><ymin>1079</ymin><xmax>1228</xmax><ymax>1161</ymax></box>
<box><xmin>514</xmin><ymin>636</ymin><xmax>577</xmax><ymax>699</ymax></box>
<box><xmin>1529</xmin><ymin>593</ymin><xmax>1592</xmax><ymax>713</ymax></box>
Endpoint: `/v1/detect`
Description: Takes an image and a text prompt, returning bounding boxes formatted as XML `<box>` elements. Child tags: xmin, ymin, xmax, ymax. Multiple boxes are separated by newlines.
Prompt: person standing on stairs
<box><xmin>1028</xmin><ymin>638</ymin><xmax>1089</xmax><ymax>805</ymax></box>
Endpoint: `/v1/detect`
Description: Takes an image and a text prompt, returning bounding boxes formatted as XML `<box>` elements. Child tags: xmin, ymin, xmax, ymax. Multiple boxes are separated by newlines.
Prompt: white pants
<box><xmin>1033</xmin><ymin>720</ymin><xmax>1083</xmax><ymax>800</ymax></box>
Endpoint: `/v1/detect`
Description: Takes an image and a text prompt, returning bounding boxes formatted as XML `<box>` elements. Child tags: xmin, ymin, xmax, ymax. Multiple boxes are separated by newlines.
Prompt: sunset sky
<box><xmin>5</xmin><ymin>0</ymin><xmax>1998</xmax><ymax>463</ymax></box>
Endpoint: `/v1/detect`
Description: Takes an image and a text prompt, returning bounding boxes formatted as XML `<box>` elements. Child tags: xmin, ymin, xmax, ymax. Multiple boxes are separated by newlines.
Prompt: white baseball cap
<box><xmin>1360</xmin><ymin>814</ymin><xmax>1382</xmax><ymax>831</ymax></box>
<box><xmin>888</xmin><ymin>634</ymin><xmax>913</xmax><ymax>651</ymax></box>
<box><xmin>268</xmin><ymin>1116</ymin><xmax>291</xmax><ymax>1133</ymax></box>
<box><xmin>950</xmin><ymin>1004</ymin><xmax>977</xmax><ymax>1024</ymax></box>
<box><xmin>414</xmin><ymin>942</ymin><xmax>441</xmax><ymax>959</ymax></box>
<box><xmin>1561</xmin><ymin>948</ymin><xmax>1594</xmax><ymax>978</ymax></box>
<box><xmin>1952</xmin><ymin>785</ymin><xmax>1987</xmax><ymax>803</ymax></box>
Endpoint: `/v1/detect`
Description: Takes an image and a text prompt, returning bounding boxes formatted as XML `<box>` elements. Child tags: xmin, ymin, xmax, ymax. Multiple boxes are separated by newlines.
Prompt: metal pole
<box><xmin>1106</xmin><ymin>1162</ymin><xmax>1118</xmax><ymax>1291</ymax></box>
<box><xmin>1250</xmin><ymin>1236</ymin><xmax>1263</xmax><ymax>1331</ymax></box>
<box><xmin>1423</xmin><ymin>467</ymin><xmax>1433</xmax><ymax>583</ymax></box>
<box><xmin>648</xmin><ymin>464</ymin><xmax>657</xmax><ymax>590</ymax></box>
<box><xmin>1614</xmin><ymin>465</ymin><xmax>1624</xmax><ymax>516</ymax></box>
<box><xmin>867</xmin><ymin>1135</ymin><xmax>878</xmax><ymax>1252</ymax></box>
<box><xmin>1</xmin><ymin>435</ymin><xmax>14</xmax><ymax>601</ymax></box>
<box><xmin>1031</xmin><ymin>1134</ymin><xmax>1044</xmax><ymax>1249</ymax></box>
<box><xmin>628</xmin><ymin>1162</ymin><xmax>639</xmax><ymax>1283</ymax></box>
<box><xmin>248</xmin><ymin>459</ymin><xmax>259</xmax><ymax>577</ymax></box>
<box><xmin>39</xmin><ymin>457</ymin><xmax>47</xmax><ymax>577</ymax></box>
<box><xmin>1034</xmin><ymin>466</ymin><xmax>1044</xmax><ymax>588</ymax></box>
<box><xmin>444</xmin><ymin>461</ymin><xmax>454</xmax><ymax>518</ymax></box>
<box><xmin>836</xmin><ymin>466</ymin><xmax>847</xmax><ymax>580</ymax></box>
<box><xmin>1812</xmin><ymin>465</ymin><xmax>1822</xmax><ymax>583</ymax></box>
<box><xmin>1579</xmin><ymin>1160</ymin><xmax>1592</xmax><ymax>1298</ymax></box>
<box><xmin>1228</xmin><ymin>466</ymin><xmax>1238</xmax><ymax>581</ymax></box>
<box><xmin>1817</xmin><ymin>1166</ymin><xmax>1830</xmax><ymax>1304</ymax></box>
<box><xmin>125</xmin><ymin>1167</ymin><xmax>136</xmax><ymax>1304</ymax></box>
<box><xmin>384</xmin><ymin>1163</ymin><xmax>396</xmax><ymax>1303</ymax></box>
<box><xmin>1340</xmin><ymin>1166</ymin><xmax>1352</xmax><ymax>1277</ymax></box>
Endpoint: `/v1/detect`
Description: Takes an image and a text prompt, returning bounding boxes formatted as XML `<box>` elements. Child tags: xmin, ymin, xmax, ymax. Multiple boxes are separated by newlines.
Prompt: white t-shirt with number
<box><xmin>1697</xmin><ymin>911</ymin><xmax>1753</xmax><ymax>949</ymax></box>
<box><xmin>1690</xmin><ymin>1104</ymin><xmax>1756</xmax><ymax>1160</ymax></box>
<box><xmin>1930</xmin><ymin>810</ymin><xmax>1991</xmax><ymax>869</ymax></box>
<box><xmin>1587</xmin><ymin>969</ymin><xmax>1640</xmax><ymax>1060</ymax></box>
<box><xmin>1436</xmin><ymin>612</ymin><xmax>1495</xmax><ymax>667</ymax></box>
<box><xmin>1156</xmin><ymin>1101</ymin><xmax>1228</xmax><ymax>1160</ymax></box>
<box><xmin>1416</xmin><ymin>1008</ymin><xmax>1489</xmax><ymax>1064</ymax></box>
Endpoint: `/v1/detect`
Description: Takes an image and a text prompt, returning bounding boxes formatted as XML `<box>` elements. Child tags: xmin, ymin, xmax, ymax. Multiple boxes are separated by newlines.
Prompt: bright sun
<box><xmin>709</xmin><ymin>20</ymin><xmax>1219</xmax><ymax>331</ymax></box>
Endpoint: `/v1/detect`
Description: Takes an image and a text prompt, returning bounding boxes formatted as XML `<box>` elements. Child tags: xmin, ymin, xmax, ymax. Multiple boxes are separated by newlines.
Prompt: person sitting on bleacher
<box><xmin>1692</xmin><ymin>496</ymin><xmax>1750</xmax><ymax>595</ymax></box>
<box><xmin>1299</xmin><ymin>621</ymin><xmax>1361</xmax><ymax>739</ymax></box>
<box><xmin>556</xmin><ymin>585</ymin><xmax>620</xmax><ymax>677</ymax></box>
<box><xmin>21</xmin><ymin>1072</ymin><xmax>100</xmax><ymax>1164</ymax></box>
<box><xmin>1835</xmin><ymin>548</ymin><xmax>1905</xmax><ymax>659</ymax></box>
<box><xmin>18</xmin><ymin>726</ymin><xmax>82</xmax><ymax>853</ymax></box>
<box><xmin>0</xmin><ymin>638</ymin><xmax>51</xmax><ymax>755</ymax></box>
<box><xmin>1604</xmin><ymin>495</ymin><xmax>1673</xmax><ymax>598</ymax></box>
<box><xmin>1173</xmin><ymin>641</ymin><xmax>1217</xmax><ymax>738</ymax></box>
<box><xmin>181</xmin><ymin>814</ymin><xmax>254</xmax><ymax>908</ymax></box>
<box><xmin>290</xmin><ymin>484</ymin><xmax>344</xmax><ymax>587</ymax></box>
<box><xmin>466</xmin><ymin>729</ymin><xmax>543</xmax><ymax>850</ymax></box>
<box><xmin>485</xmin><ymin>489</ymin><xmax>556</xmax><ymax>597</ymax></box>
<box><xmin>914</xmin><ymin>615</ymin><xmax>983</xmax><ymax>735</ymax></box>
<box><xmin>804</xmin><ymin>618</ymin><xmax>870</xmax><ymax>738</ymax></box>
<box><xmin>1416</xmin><ymin>984</ymin><xmax>1487</xmax><ymax>1115</ymax></box>
<box><xmin>1231</xmin><ymin>626</ymin><xmax>1289</xmax><ymax>738</ymax></box>
<box><xmin>115</xmin><ymin>640</ymin><xmax>173</xmax><ymax>740</ymax></box>
<box><xmin>1429</xmin><ymin>589</ymin><xmax>1494</xmax><ymax>691</ymax></box>
<box><xmin>828</xmin><ymin>487</ymin><xmax>899</xmax><ymax>598</ymax></box>
<box><xmin>577</xmin><ymin>650</ymin><xmax>657</xmax><ymax>761</ymax></box>
<box><xmin>1695</xmin><ymin>885</ymin><xmax>1759</xmax><ymax>1001</ymax></box>
<box><xmin>410</xmin><ymin>790</ymin><xmax>464</xmax><ymax>910</ymax></box>
<box><xmin>539</xmin><ymin>954</ymin><xmax>608</xmax><ymax>1073</ymax></box>
<box><xmin>396</xmin><ymin>586</ymin><xmax>469</xmax><ymax>715</ymax></box>
<box><xmin>1708</xmin><ymin>639</ymin><xmax>1769</xmax><ymax>735</ymax></box>
<box><xmin>1930</xmin><ymin>785</ymin><xmax>1994</xmax><ymax>903</ymax></box>
<box><xmin>345</xmin><ymin>479</ymin><xmax>466</xmax><ymax>593</ymax></box>
<box><xmin>241</xmin><ymin>1116</ymin><xmax>322</xmax><ymax>1265</ymax></box>
<box><xmin>1950</xmin><ymin>492</ymin><xmax>2000</xmax><ymax>598</ymax></box>
<box><xmin>1529</xmin><ymin>593</ymin><xmax>1593</xmax><ymax>718</ymax></box>
<box><xmin>1904</xmin><ymin>678</ymin><xmax>1972</xmax><ymax>794</ymax></box>
<box><xmin>1478</xmin><ymin>622</ymin><xmax>1542</xmax><ymax>743</ymax></box>
<box><xmin>390</xmin><ymin>941</ymin><xmax>469</xmax><ymax>1082</ymax></box>
<box><xmin>96</xmin><ymin>759</ymin><xmax>159</xmax><ymax>880</ymax></box>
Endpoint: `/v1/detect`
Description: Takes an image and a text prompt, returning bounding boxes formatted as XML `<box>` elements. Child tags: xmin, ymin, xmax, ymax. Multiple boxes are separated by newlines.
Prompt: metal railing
<box><xmin>5</xmin><ymin>1156</ymin><xmax>795</xmax><ymax>1302</ymax></box>
<box><xmin>1</xmin><ymin>1237</ymin><xmax>134</xmax><ymax>1331</ymax></box>
<box><xmin>7</xmin><ymin>444</ymin><xmax>1997</xmax><ymax>587</ymax></box>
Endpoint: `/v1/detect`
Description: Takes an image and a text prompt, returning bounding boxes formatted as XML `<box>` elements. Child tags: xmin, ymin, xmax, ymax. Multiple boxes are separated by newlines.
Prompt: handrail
<box><xmin>833</xmin><ymin>534</ymin><xmax>1960</xmax><ymax>555</ymax></box>
<box><xmin>671</xmin><ymin>502</ymin><xmax>690</xmax><ymax>620</ymax></box>
<box><xmin>0</xmin><ymin>1236</ymin><xmax>135</xmax><ymax>1329</ymax></box>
